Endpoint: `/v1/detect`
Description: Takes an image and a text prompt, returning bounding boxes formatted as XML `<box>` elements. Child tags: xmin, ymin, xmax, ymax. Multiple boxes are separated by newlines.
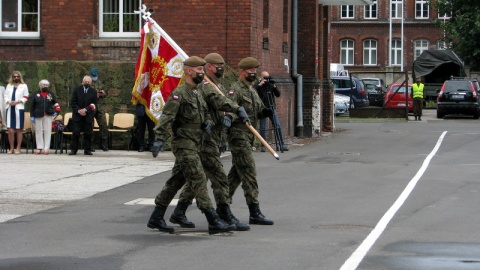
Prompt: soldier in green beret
<box><xmin>225</xmin><ymin>57</ymin><xmax>275</xmax><ymax>225</ymax></box>
<box><xmin>168</xmin><ymin>53</ymin><xmax>250</xmax><ymax>231</ymax></box>
<box><xmin>146</xmin><ymin>56</ymin><xmax>249</xmax><ymax>234</ymax></box>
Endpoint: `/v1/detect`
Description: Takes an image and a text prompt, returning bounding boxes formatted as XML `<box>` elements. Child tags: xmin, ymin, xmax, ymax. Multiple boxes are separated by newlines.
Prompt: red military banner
<box><xmin>132</xmin><ymin>22</ymin><xmax>186</xmax><ymax>122</ymax></box>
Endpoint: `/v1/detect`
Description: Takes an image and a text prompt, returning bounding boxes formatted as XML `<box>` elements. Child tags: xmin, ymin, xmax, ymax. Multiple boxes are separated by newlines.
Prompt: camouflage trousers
<box><xmin>94</xmin><ymin>107</ymin><xmax>109</xmax><ymax>140</ymax></box>
<box><xmin>177</xmin><ymin>150</ymin><xmax>230</xmax><ymax>206</ymax></box>
<box><xmin>227</xmin><ymin>138</ymin><xmax>259</xmax><ymax>205</ymax></box>
<box><xmin>154</xmin><ymin>148</ymin><xmax>213</xmax><ymax>211</ymax></box>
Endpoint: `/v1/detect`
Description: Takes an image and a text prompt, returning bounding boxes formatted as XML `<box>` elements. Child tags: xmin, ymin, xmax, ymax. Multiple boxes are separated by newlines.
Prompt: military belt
<box><xmin>231</xmin><ymin>122</ymin><xmax>249</xmax><ymax>130</ymax></box>
<box><xmin>178</xmin><ymin>123</ymin><xmax>202</xmax><ymax>129</ymax></box>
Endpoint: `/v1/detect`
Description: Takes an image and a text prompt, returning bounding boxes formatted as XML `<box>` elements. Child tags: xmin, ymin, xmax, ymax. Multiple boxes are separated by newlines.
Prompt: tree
<box><xmin>434</xmin><ymin>0</ymin><xmax>480</xmax><ymax>70</ymax></box>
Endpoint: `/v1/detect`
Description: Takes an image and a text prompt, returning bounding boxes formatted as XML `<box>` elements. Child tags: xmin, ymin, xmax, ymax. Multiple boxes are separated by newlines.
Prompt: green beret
<box><xmin>184</xmin><ymin>56</ymin><xmax>206</xmax><ymax>67</ymax></box>
<box><xmin>238</xmin><ymin>57</ymin><xmax>260</xmax><ymax>69</ymax></box>
<box><xmin>204</xmin><ymin>53</ymin><xmax>225</xmax><ymax>64</ymax></box>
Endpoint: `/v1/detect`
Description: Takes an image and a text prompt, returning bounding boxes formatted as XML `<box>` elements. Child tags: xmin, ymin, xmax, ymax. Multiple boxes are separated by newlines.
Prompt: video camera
<box><xmin>263</xmin><ymin>76</ymin><xmax>275</xmax><ymax>85</ymax></box>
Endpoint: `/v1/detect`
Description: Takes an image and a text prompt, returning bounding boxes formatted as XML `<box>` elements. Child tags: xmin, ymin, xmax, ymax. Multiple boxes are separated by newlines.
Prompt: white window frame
<box><xmin>415</xmin><ymin>0</ymin><xmax>429</xmax><ymax>19</ymax></box>
<box><xmin>340</xmin><ymin>39</ymin><xmax>354</xmax><ymax>66</ymax></box>
<box><xmin>340</xmin><ymin>5</ymin><xmax>355</xmax><ymax>19</ymax></box>
<box><xmin>99</xmin><ymin>0</ymin><xmax>142</xmax><ymax>38</ymax></box>
<box><xmin>437</xmin><ymin>40</ymin><xmax>450</xmax><ymax>50</ymax></box>
<box><xmin>414</xmin><ymin>39</ymin><xmax>429</xmax><ymax>59</ymax></box>
<box><xmin>364</xmin><ymin>1</ymin><xmax>377</xmax><ymax>20</ymax></box>
<box><xmin>391</xmin><ymin>0</ymin><xmax>403</xmax><ymax>19</ymax></box>
<box><xmin>0</xmin><ymin>0</ymin><xmax>40</xmax><ymax>38</ymax></box>
<box><xmin>391</xmin><ymin>40</ymin><xmax>402</xmax><ymax>66</ymax></box>
<box><xmin>363</xmin><ymin>39</ymin><xmax>377</xmax><ymax>65</ymax></box>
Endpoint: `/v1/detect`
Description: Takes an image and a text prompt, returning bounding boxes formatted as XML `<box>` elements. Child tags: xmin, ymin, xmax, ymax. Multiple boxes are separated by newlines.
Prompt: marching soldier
<box><xmin>147</xmin><ymin>56</ymin><xmax>249</xmax><ymax>234</ymax></box>
<box><xmin>169</xmin><ymin>53</ymin><xmax>250</xmax><ymax>231</ymax></box>
<box><xmin>226</xmin><ymin>57</ymin><xmax>274</xmax><ymax>225</ymax></box>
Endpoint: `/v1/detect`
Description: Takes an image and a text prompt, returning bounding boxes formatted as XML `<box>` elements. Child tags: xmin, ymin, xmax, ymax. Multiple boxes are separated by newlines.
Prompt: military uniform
<box><xmin>225</xmin><ymin>57</ymin><xmax>274</xmax><ymax>225</ymax></box>
<box><xmin>90</xmin><ymin>68</ymin><xmax>109</xmax><ymax>151</ymax></box>
<box><xmin>148</xmin><ymin>56</ymin><xmax>237</xmax><ymax>234</ymax></box>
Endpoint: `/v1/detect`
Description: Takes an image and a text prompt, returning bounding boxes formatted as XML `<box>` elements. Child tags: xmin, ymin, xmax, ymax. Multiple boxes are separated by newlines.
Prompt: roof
<box><xmin>413</xmin><ymin>50</ymin><xmax>464</xmax><ymax>78</ymax></box>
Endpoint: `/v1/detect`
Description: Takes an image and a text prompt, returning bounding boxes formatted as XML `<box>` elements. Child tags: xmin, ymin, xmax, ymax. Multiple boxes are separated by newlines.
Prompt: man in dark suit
<box><xmin>69</xmin><ymin>75</ymin><xmax>98</xmax><ymax>155</ymax></box>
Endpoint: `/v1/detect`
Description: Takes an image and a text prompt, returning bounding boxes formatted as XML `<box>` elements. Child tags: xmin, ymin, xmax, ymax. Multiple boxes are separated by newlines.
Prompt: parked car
<box><xmin>363</xmin><ymin>82</ymin><xmax>384</xmax><ymax>107</ymax></box>
<box><xmin>331</xmin><ymin>76</ymin><xmax>369</xmax><ymax>108</ymax></box>
<box><xmin>361</xmin><ymin>77</ymin><xmax>386</xmax><ymax>92</ymax></box>
<box><xmin>334</xmin><ymin>93</ymin><xmax>350</xmax><ymax>116</ymax></box>
<box><xmin>436</xmin><ymin>78</ymin><xmax>480</xmax><ymax>119</ymax></box>
<box><xmin>384</xmin><ymin>83</ymin><xmax>413</xmax><ymax>111</ymax></box>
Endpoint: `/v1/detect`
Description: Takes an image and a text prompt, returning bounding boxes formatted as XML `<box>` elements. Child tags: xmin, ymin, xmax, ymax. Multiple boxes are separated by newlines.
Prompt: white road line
<box><xmin>339</xmin><ymin>131</ymin><xmax>448</xmax><ymax>270</ymax></box>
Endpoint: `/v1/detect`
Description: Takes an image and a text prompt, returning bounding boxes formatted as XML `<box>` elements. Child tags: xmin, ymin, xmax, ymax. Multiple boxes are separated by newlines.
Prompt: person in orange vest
<box><xmin>412</xmin><ymin>77</ymin><xmax>424</xmax><ymax>121</ymax></box>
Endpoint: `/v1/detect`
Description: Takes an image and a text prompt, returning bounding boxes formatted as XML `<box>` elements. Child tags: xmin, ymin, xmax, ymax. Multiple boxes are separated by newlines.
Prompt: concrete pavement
<box><xmin>0</xmin><ymin>150</ymin><xmax>175</xmax><ymax>222</ymax></box>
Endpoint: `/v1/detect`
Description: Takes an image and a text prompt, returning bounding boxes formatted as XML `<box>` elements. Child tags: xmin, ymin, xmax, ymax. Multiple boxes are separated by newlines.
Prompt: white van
<box><xmin>330</xmin><ymin>63</ymin><xmax>349</xmax><ymax>77</ymax></box>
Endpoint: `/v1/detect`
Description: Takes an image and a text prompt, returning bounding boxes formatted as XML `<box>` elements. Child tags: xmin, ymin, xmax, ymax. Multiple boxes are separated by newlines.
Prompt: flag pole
<box><xmin>204</xmin><ymin>76</ymin><xmax>280</xmax><ymax>160</ymax></box>
<box><xmin>136</xmin><ymin>5</ymin><xmax>188</xmax><ymax>60</ymax></box>
<box><xmin>136</xmin><ymin>5</ymin><xmax>279</xmax><ymax>160</ymax></box>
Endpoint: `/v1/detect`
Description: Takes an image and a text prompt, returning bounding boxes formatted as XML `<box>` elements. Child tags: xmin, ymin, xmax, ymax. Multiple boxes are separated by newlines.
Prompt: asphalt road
<box><xmin>1</xmin><ymin>110</ymin><xmax>480</xmax><ymax>270</ymax></box>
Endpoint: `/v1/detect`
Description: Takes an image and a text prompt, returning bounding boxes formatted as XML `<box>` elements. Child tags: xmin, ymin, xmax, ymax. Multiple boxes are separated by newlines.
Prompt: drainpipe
<box><xmin>292</xmin><ymin>0</ymin><xmax>304</xmax><ymax>138</ymax></box>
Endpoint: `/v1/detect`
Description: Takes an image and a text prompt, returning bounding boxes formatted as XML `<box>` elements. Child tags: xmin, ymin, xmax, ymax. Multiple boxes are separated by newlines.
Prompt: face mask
<box><xmin>83</xmin><ymin>83</ymin><xmax>90</xmax><ymax>88</ymax></box>
<box><xmin>192</xmin><ymin>73</ymin><xmax>204</xmax><ymax>84</ymax></box>
<box><xmin>214</xmin><ymin>67</ymin><xmax>224</xmax><ymax>78</ymax></box>
<box><xmin>92</xmin><ymin>77</ymin><xmax>98</xmax><ymax>82</ymax></box>
<box><xmin>41</xmin><ymin>87</ymin><xmax>48</xmax><ymax>92</ymax></box>
<box><xmin>246</xmin><ymin>73</ymin><xmax>257</xmax><ymax>82</ymax></box>
<box><xmin>13</xmin><ymin>79</ymin><xmax>20</xmax><ymax>83</ymax></box>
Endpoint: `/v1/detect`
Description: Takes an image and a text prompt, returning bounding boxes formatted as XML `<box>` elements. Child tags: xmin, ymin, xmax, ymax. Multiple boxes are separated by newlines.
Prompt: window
<box><xmin>390</xmin><ymin>39</ymin><xmax>402</xmax><ymax>66</ymax></box>
<box><xmin>363</xmin><ymin>39</ymin><xmax>377</xmax><ymax>65</ymax></box>
<box><xmin>415</xmin><ymin>0</ymin><xmax>429</xmax><ymax>19</ymax></box>
<box><xmin>340</xmin><ymin>39</ymin><xmax>354</xmax><ymax>65</ymax></box>
<box><xmin>100</xmin><ymin>0</ymin><xmax>142</xmax><ymax>38</ymax></box>
<box><xmin>0</xmin><ymin>0</ymin><xmax>40</xmax><ymax>38</ymax></box>
<box><xmin>437</xmin><ymin>40</ymin><xmax>451</xmax><ymax>50</ymax></box>
<box><xmin>364</xmin><ymin>1</ymin><xmax>377</xmax><ymax>19</ymax></box>
<box><xmin>414</xmin><ymin>39</ymin><xmax>429</xmax><ymax>59</ymax></box>
<box><xmin>391</xmin><ymin>0</ymin><xmax>403</xmax><ymax>19</ymax></box>
<box><xmin>341</xmin><ymin>5</ymin><xmax>355</xmax><ymax>19</ymax></box>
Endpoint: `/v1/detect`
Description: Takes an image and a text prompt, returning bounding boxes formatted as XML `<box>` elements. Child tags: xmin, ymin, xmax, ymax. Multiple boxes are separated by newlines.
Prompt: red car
<box><xmin>384</xmin><ymin>83</ymin><xmax>413</xmax><ymax>111</ymax></box>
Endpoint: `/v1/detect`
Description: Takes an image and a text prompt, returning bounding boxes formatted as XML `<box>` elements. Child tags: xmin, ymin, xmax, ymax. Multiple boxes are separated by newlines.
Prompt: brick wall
<box><xmin>0</xmin><ymin>0</ymin><xmax>332</xmax><ymax>138</ymax></box>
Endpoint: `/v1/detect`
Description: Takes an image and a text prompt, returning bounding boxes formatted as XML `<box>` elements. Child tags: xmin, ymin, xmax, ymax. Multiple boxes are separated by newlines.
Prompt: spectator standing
<box><xmin>0</xmin><ymin>85</ymin><xmax>6</xmax><ymax>131</ymax></box>
<box><xmin>4</xmin><ymin>71</ymin><xmax>29</xmax><ymax>154</ymax></box>
<box><xmin>412</xmin><ymin>77</ymin><xmax>424</xmax><ymax>121</ymax></box>
<box><xmin>68</xmin><ymin>75</ymin><xmax>98</xmax><ymax>156</ymax></box>
<box><xmin>254</xmin><ymin>71</ymin><xmax>288</xmax><ymax>152</ymax></box>
<box><xmin>225</xmin><ymin>57</ymin><xmax>274</xmax><ymax>225</ymax></box>
<box><xmin>30</xmin><ymin>79</ymin><xmax>61</xmax><ymax>155</ymax></box>
<box><xmin>89</xmin><ymin>68</ymin><xmax>109</xmax><ymax>151</ymax></box>
<box><xmin>134</xmin><ymin>103</ymin><xmax>155</xmax><ymax>152</ymax></box>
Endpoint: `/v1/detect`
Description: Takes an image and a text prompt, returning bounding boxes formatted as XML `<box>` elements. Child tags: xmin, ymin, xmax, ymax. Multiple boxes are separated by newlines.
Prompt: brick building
<box><xmin>0</xmin><ymin>0</ymin><xmax>335</xmax><ymax>139</ymax></box>
<box><xmin>329</xmin><ymin>0</ymin><xmax>446</xmax><ymax>79</ymax></box>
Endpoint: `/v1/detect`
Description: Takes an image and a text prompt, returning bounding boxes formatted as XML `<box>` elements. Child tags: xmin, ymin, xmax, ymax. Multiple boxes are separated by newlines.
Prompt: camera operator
<box><xmin>253</xmin><ymin>71</ymin><xmax>288</xmax><ymax>152</ymax></box>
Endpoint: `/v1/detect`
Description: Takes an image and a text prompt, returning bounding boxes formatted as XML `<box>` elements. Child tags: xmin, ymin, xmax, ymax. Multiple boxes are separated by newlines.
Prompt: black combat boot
<box><xmin>147</xmin><ymin>205</ymin><xmax>174</xmax><ymax>233</ymax></box>
<box><xmin>169</xmin><ymin>202</ymin><xmax>195</xmax><ymax>228</ymax></box>
<box><xmin>216</xmin><ymin>204</ymin><xmax>250</xmax><ymax>231</ymax></box>
<box><xmin>414</xmin><ymin>115</ymin><xmax>418</xmax><ymax>121</ymax></box>
<box><xmin>248</xmin><ymin>204</ymin><xmax>274</xmax><ymax>225</ymax></box>
<box><xmin>100</xmin><ymin>139</ymin><xmax>108</xmax><ymax>151</ymax></box>
<box><xmin>418</xmin><ymin>116</ymin><xmax>422</xmax><ymax>121</ymax></box>
<box><xmin>204</xmin><ymin>208</ymin><xmax>235</xmax><ymax>234</ymax></box>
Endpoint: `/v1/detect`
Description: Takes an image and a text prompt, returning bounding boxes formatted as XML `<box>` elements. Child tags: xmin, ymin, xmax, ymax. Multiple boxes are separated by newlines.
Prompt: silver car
<box><xmin>334</xmin><ymin>93</ymin><xmax>350</xmax><ymax>116</ymax></box>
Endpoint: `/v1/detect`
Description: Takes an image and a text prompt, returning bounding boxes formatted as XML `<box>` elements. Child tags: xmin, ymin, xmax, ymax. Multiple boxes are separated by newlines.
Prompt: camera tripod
<box><xmin>264</xmin><ymin>90</ymin><xmax>286</xmax><ymax>153</ymax></box>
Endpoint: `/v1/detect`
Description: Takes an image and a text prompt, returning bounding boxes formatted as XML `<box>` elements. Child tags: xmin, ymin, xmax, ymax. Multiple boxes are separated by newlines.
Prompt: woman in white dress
<box><xmin>4</xmin><ymin>71</ymin><xmax>29</xmax><ymax>154</ymax></box>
